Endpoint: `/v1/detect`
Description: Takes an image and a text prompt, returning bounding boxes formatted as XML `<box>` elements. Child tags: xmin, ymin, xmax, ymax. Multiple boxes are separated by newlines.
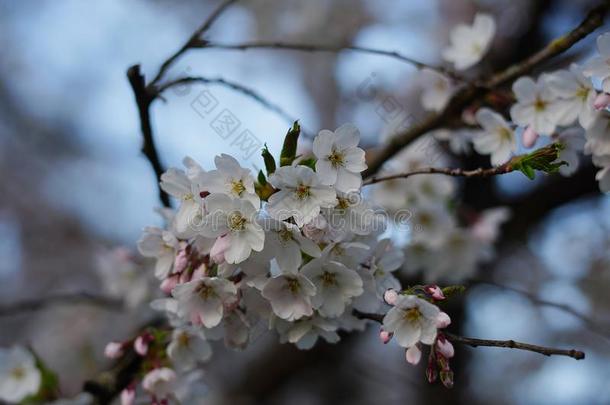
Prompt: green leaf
<box><xmin>299</xmin><ymin>157</ymin><xmax>317</xmax><ymax>170</ymax></box>
<box><xmin>441</xmin><ymin>285</ymin><xmax>466</xmax><ymax>299</ymax></box>
<box><xmin>257</xmin><ymin>170</ymin><xmax>267</xmax><ymax>186</ymax></box>
<box><xmin>280</xmin><ymin>121</ymin><xmax>301</xmax><ymax>166</ymax></box>
<box><xmin>22</xmin><ymin>351</ymin><xmax>60</xmax><ymax>403</ymax></box>
<box><xmin>261</xmin><ymin>144</ymin><xmax>276</xmax><ymax>175</ymax></box>
<box><xmin>510</xmin><ymin>143</ymin><xmax>567</xmax><ymax>180</ymax></box>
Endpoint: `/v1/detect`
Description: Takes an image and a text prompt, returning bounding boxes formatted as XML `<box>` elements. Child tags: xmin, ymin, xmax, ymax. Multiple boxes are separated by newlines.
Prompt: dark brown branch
<box><xmin>363</xmin><ymin>163</ymin><xmax>513</xmax><ymax>186</ymax></box>
<box><xmin>203</xmin><ymin>41</ymin><xmax>463</xmax><ymax>81</ymax></box>
<box><xmin>127</xmin><ymin>65</ymin><xmax>171</xmax><ymax>207</ymax></box>
<box><xmin>149</xmin><ymin>0</ymin><xmax>239</xmax><ymax>87</ymax></box>
<box><xmin>444</xmin><ymin>332</ymin><xmax>585</xmax><ymax>360</ymax></box>
<box><xmin>0</xmin><ymin>293</ymin><xmax>123</xmax><ymax>316</ymax></box>
<box><xmin>353</xmin><ymin>311</ymin><xmax>585</xmax><ymax>360</ymax></box>
<box><xmin>363</xmin><ymin>2</ymin><xmax>609</xmax><ymax>177</ymax></box>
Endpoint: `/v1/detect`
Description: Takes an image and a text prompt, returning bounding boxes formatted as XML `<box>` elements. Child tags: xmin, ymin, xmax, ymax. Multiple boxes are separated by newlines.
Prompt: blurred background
<box><xmin>1</xmin><ymin>0</ymin><xmax>610</xmax><ymax>404</ymax></box>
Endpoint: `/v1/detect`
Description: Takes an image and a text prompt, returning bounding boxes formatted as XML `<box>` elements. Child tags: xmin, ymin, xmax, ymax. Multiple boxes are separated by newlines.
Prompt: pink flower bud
<box><xmin>522</xmin><ymin>125</ymin><xmax>539</xmax><ymax>148</ymax></box>
<box><xmin>406</xmin><ymin>345</ymin><xmax>422</xmax><ymax>365</ymax></box>
<box><xmin>379</xmin><ymin>329</ymin><xmax>393</xmax><ymax>344</ymax></box>
<box><xmin>104</xmin><ymin>342</ymin><xmax>124</xmax><ymax>359</ymax></box>
<box><xmin>383</xmin><ymin>289</ymin><xmax>399</xmax><ymax>306</ymax></box>
<box><xmin>173</xmin><ymin>248</ymin><xmax>189</xmax><ymax>274</ymax></box>
<box><xmin>179</xmin><ymin>268</ymin><xmax>192</xmax><ymax>284</ymax></box>
<box><xmin>160</xmin><ymin>274</ymin><xmax>179</xmax><ymax>294</ymax></box>
<box><xmin>436</xmin><ymin>311</ymin><xmax>451</xmax><ymax>329</ymax></box>
<box><xmin>436</xmin><ymin>336</ymin><xmax>455</xmax><ymax>359</ymax></box>
<box><xmin>120</xmin><ymin>385</ymin><xmax>136</xmax><ymax>405</ymax></box>
<box><xmin>210</xmin><ymin>234</ymin><xmax>231</xmax><ymax>264</ymax></box>
<box><xmin>593</xmin><ymin>92</ymin><xmax>610</xmax><ymax>110</ymax></box>
<box><xmin>134</xmin><ymin>334</ymin><xmax>152</xmax><ymax>356</ymax></box>
<box><xmin>424</xmin><ymin>285</ymin><xmax>445</xmax><ymax>301</ymax></box>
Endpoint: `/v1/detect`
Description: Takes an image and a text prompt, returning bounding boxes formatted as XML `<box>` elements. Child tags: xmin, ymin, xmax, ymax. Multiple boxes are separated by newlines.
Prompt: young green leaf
<box><xmin>280</xmin><ymin>121</ymin><xmax>301</xmax><ymax>166</ymax></box>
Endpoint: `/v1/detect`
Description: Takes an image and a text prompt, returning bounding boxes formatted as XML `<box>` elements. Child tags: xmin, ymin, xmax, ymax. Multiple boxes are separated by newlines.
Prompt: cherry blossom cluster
<box><xmin>114</xmin><ymin>122</ymin><xmax>462</xmax><ymax>403</ymax></box>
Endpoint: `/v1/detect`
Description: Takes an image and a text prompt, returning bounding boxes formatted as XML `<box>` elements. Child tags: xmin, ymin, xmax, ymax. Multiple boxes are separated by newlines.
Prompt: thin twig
<box><xmin>444</xmin><ymin>332</ymin><xmax>585</xmax><ymax>360</ymax></box>
<box><xmin>353</xmin><ymin>311</ymin><xmax>585</xmax><ymax>360</ymax></box>
<box><xmin>0</xmin><ymin>293</ymin><xmax>123</xmax><ymax>316</ymax></box>
<box><xmin>363</xmin><ymin>2</ymin><xmax>609</xmax><ymax>177</ymax></box>
<box><xmin>157</xmin><ymin>76</ymin><xmax>301</xmax><ymax>127</ymax></box>
<box><xmin>149</xmin><ymin>0</ymin><xmax>239</xmax><ymax>87</ymax></box>
<box><xmin>474</xmin><ymin>279</ymin><xmax>610</xmax><ymax>342</ymax></box>
<box><xmin>203</xmin><ymin>41</ymin><xmax>463</xmax><ymax>81</ymax></box>
<box><xmin>363</xmin><ymin>164</ymin><xmax>513</xmax><ymax>186</ymax></box>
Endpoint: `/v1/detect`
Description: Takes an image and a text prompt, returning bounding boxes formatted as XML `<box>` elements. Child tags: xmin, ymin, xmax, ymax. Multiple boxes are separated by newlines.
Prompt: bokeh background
<box><xmin>1</xmin><ymin>0</ymin><xmax>610</xmax><ymax>404</ymax></box>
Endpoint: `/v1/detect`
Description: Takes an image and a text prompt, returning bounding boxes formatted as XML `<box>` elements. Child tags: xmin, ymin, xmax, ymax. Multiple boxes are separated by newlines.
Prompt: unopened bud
<box><xmin>383</xmin><ymin>289</ymin><xmax>399</xmax><ymax>306</ymax></box>
<box><xmin>379</xmin><ymin>329</ymin><xmax>393</xmax><ymax>344</ymax></box>
<box><xmin>436</xmin><ymin>311</ymin><xmax>451</xmax><ymax>329</ymax></box>
<box><xmin>436</xmin><ymin>335</ymin><xmax>455</xmax><ymax>359</ymax></box>
<box><xmin>593</xmin><ymin>92</ymin><xmax>610</xmax><ymax>111</ymax></box>
<box><xmin>424</xmin><ymin>285</ymin><xmax>445</xmax><ymax>301</ymax></box>
<box><xmin>104</xmin><ymin>342</ymin><xmax>124</xmax><ymax>359</ymax></box>
<box><xmin>522</xmin><ymin>125</ymin><xmax>539</xmax><ymax>148</ymax></box>
<box><xmin>406</xmin><ymin>345</ymin><xmax>422</xmax><ymax>365</ymax></box>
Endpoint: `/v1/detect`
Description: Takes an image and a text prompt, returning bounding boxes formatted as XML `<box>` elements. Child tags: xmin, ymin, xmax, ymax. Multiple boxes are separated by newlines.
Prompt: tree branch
<box><xmin>363</xmin><ymin>2</ymin><xmax>609</xmax><ymax>177</ymax></box>
<box><xmin>127</xmin><ymin>65</ymin><xmax>171</xmax><ymax>208</ymax></box>
<box><xmin>362</xmin><ymin>163</ymin><xmax>513</xmax><ymax>186</ymax></box>
<box><xmin>157</xmin><ymin>76</ymin><xmax>301</xmax><ymax>128</ymax></box>
<box><xmin>149</xmin><ymin>0</ymin><xmax>239</xmax><ymax>88</ymax></box>
<box><xmin>203</xmin><ymin>41</ymin><xmax>463</xmax><ymax>81</ymax></box>
<box><xmin>354</xmin><ymin>310</ymin><xmax>585</xmax><ymax>360</ymax></box>
<box><xmin>444</xmin><ymin>332</ymin><xmax>585</xmax><ymax>360</ymax></box>
<box><xmin>0</xmin><ymin>293</ymin><xmax>122</xmax><ymax>317</ymax></box>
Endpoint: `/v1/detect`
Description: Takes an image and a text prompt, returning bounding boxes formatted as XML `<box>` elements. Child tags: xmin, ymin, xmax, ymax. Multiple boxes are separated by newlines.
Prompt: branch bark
<box><xmin>0</xmin><ymin>293</ymin><xmax>122</xmax><ymax>317</ymax></box>
<box><xmin>203</xmin><ymin>41</ymin><xmax>463</xmax><ymax>81</ymax></box>
<box><xmin>444</xmin><ymin>332</ymin><xmax>585</xmax><ymax>360</ymax></box>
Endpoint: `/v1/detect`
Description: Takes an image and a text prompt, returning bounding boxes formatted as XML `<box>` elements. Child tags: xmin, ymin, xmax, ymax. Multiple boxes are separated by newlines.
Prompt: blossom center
<box><xmin>328</xmin><ymin>150</ymin><xmax>345</xmax><ymax>168</ymax></box>
<box><xmin>320</xmin><ymin>271</ymin><xmax>337</xmax><ymax>287</ymax></box>
<box><xmin>534</xmin><ymin>97</ymin><xmax>547</xmax><ymax>112</ymax></box>
<box><xmin>196</xmin><ymin>284</ymin><xmax>216</xmax><ymax>300</ymax></box>
<box><xmin>228</xmin><ymin>212</ymin><xmax>247</xmax><ymax>231</ymax></box>
<box><xmin>576</xmin><ymin>86</ymin><xmax>589</xmax><ymax>101</ymax></box>
<box><xmin>11</xmin><ymin>366</ymin><xmax>25</xmax><ymax>380</ymax></box>
<box><xmin>279</xmin><ymin>228</ymin><xmax>293</xmax><ymax>242</ymax></box>
<box><xmin>231</xmin><ymin>180</ymin><xmax>246</xmax><ymax>196</ymax></box>
<box><xmin>295</xmin><ymin>184</ymin><xmax>311</xmax><ymax>200</ymax></box>
<box><xmin>404</xmin><ymin>307</ymin><xmax>422</xmax><ymax>323</ymax></box>
<box><xmin>178</xmin><ymin>332</ymin><xmax>190</xmax><ymax>347</ymax></box>
<box><xmin>337</xmin><ymin>197</ymin><xmax>351</xmax><ymax>210</ymax></box>
<box><xmin>286</xmin><ymin>278</ymin><xmax>301</xmax><ymax>294</ymax></box>
<box><xmin>497</xmin><ymin>126</ymin><xmax>512</xmax><ymax>141</ymax></box>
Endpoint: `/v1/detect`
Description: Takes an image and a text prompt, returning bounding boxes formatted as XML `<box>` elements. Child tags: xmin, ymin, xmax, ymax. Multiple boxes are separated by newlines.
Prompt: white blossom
<box><xmin>142</xmin><ymin>368</ymin><xmax>176</xmax><ymax>399</ymax></box>
<box><xmin>267</xmin><ymin>165</ymin><xmax>337</xmax><ymax>227</ymax></box>
<box><xmin>0</xmin><ymin>346</ymin><xmax>41</xmax><ymax>404</ymax></box>
<box><xmin>510</xmin><ymin>76</ymin><xmax>561</xmax><ymax>135</ymax></box>
<box><xmin>313</xmin><ymin>123</ymin><xmax>367</xmax><ymax>192</ymax></box>
<box><xmin>200</xmin><ymin>193</ymin><xmax>264</xmax><ymax>264</ymax></box>
<box><xmin>167</xmin><ymin>327</ymin><xmax>212</xmax><ymax>371</ymax></box>
<box><xmin>264</xmin><ymin>220</ymin><xmax>321</xmax><ymax>273</ymax></box>
<box><xmin>172</xmin><ymin>277</ymin><xmax>237</xmax><ymax>328</ymax></box>
<box><xmin>137</xmin><ymin>227</ymin><xmax>179</xmax><ymax>279</ymax></box>
<box><xmin>382</xmin><ymin>295</ymin><xmax>441</xmax><ymax>348</ymax></box>
<box><xmin>583</xmin><ymin>32</ymin><xmax>610</xmax><ymax>92</ymax></box>
<box><xmin>200</xmin><ymin>154</ymin><xmax>260</xmax><ymax>207</ymax></box>
<box><xmin>473</xmin><ymin>108</ymin><xmax>517</xmax><ymax>165</ymax></box>
<box><xmin>584</xmin><ymin>112</ymin><xmax>610</xmax><ymax>157</ymax></box>
<box><xmin>300</xmin><ymin>258</ymin><xmax>363</xmax><ymax>317</ymax></box>
<box><xmin>262</xmin><ymin>273</ymin><xmax>316</xmax><ymax>321</ymax></box>
<box><xmin>419</xmin><ymin>69</ymin><xmax>453</xmax><ymax>112</ymax></box>
<box><xmin>276</xmin><ymin>316</ymin><xmax>340</xmax><ymax>349</ymax></box>
<box><xmin>545</xmin><ymin>64</ymin><xmax>598</xmax><ymax>129</ymax></box>
<box><xmin>442</xmin><ymin>13</ymin><xmax>496</xmax><ymax>70</ymax></box>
